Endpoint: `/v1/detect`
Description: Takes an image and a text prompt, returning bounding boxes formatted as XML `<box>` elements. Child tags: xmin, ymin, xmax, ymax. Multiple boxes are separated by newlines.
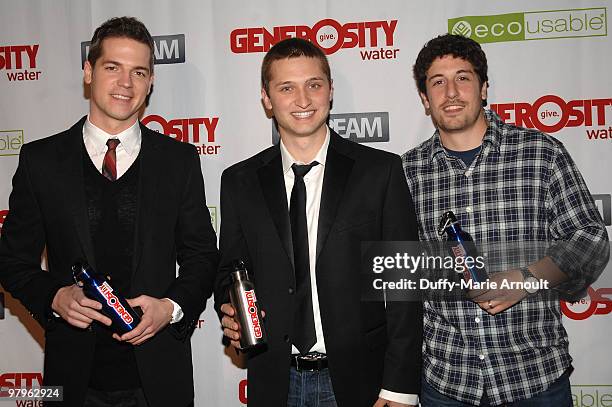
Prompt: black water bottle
<box><xmin>72</xmin><ymin>262</ymin><xmax>141</xmax><ymax>334</ymax></box>
<box><xmin>438</xmin><ymin>211</ymin><xmax>489</xmax><ymax>282</ymax></box>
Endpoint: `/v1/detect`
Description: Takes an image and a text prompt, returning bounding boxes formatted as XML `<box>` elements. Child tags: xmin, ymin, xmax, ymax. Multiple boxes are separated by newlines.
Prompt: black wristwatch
<box><xmin>520</xmin><ymin>267</ymin><xmax>539</xmax><ymax>295</ymax></box>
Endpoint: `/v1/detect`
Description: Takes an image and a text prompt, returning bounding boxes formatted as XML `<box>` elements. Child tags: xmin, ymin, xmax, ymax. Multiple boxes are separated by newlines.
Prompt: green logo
<box><xmin>449</xmin><ymin>7</ymin><xmax>607</xmax><ymax>44</ymax></box>
<box><xmin>571</xmin><ymin>385</ymin><xmax>612</xmax><ymax>407</ymax></box>
<box><xmin>451</xmin><ymin>20</ymin><xmax>472</xmax><ymax>37</ymax></box>
<box><xmin>208</xmin><ymin>206</ymin><xmax>218</xmax><ymax>232</ymax></box>
<box><xmin>0</xmin><ymin>130</ymin><xmax>24</xmax><ymax>156</ymax></box>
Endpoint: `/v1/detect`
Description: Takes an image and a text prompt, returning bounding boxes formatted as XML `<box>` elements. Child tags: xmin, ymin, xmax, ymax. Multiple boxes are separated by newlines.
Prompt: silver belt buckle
<box><xmin>297</xmin><ymin>353</ymin><xmax>324</xmax><ymax>371</ymax></box>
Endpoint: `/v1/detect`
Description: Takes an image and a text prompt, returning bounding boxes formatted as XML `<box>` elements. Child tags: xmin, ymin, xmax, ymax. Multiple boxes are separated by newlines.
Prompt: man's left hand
<box><xmin>113</xmin><ymin>295</ymin><xmax>174</xmax><ymax>345</ymax></box>
<box><xmin>373</xmin><ymin>398</ymin><xmax>414</xmax><ymax>407</ymax></box>
<box><xmin>467</xmin><ymin>270</ymin><xmax>527</xmax><ymax>315</ymax></box>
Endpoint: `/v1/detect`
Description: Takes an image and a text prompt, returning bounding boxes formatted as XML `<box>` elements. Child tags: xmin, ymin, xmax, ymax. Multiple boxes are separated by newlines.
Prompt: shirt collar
<box><xmin>83</xmin><ymin>117</ymin><xmax>141</xmax><ymax>157</ymax></box>
<box><xmin>280</xmin><ymin>126</ymin><xmax>330</xmax><ymax>175</ymax></box>
<box><xmin>482</xmin><ymin>108</ymin><xmax>503</xmax><ymax>152</ymax></box>
<box><xmin>429</xmin><ymin>108</ymin><xmax>502</xmax><ymax>162</ymax></box>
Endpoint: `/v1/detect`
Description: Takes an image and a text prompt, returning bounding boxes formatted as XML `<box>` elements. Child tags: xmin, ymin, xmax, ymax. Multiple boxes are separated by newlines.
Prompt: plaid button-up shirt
<box><xmin>402</xmin><ymin>109</ymin><xmax>608</xmax><ymax>405</ymax></box>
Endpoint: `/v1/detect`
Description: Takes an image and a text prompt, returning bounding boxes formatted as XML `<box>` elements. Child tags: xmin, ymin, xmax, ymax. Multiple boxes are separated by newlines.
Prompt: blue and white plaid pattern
<box><xmin>402</xmin><ymin>109</ymin><xmax>608</xmax><ymax>405</ymax></box>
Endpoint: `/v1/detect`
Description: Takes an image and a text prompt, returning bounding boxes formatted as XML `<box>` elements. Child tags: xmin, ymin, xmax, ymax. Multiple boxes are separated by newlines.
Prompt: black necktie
<box><xmin>290</xmin><ymin>161</ymin><xmax>319</xmax><ymax>354</ymax></box>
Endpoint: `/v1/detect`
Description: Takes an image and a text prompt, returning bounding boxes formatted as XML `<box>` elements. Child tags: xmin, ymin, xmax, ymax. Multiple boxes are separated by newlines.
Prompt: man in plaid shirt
<box><xmin>402</xmin><ymin>34</ymin><xmax>608</xmax><ymax>406</ymax></box>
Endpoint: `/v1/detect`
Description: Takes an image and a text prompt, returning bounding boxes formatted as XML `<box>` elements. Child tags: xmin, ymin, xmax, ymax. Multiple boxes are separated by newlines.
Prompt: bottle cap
<box><xmin>233</xmin><ymin>260</ymin><xmax>247</xmax><ymax>271</ymax></box>
<box><xmin>231</xmin><ymin>260</ymin><xmax>249</xmax><ymax>282</ymax></box>
<box><xmin>437</xmin><ymin>211</ymin><xmax>458</xmax><ymax>236</ymax></box>
<box><xmin>72</xmin><ymin>262</ymin><xmax>91</xmax><ymax>286</ymax></box>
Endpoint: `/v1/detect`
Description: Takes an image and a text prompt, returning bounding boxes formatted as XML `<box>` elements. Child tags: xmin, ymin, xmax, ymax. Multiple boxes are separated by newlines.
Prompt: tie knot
<box><xmin>292</xmin><ymin>162</ymin><xmax>319</xmax><ymax>178</ymax></box>
<box><xmin>106</xmin><ymin>138</ymin><xmax>120</xmax><ymax>150</ymax></box>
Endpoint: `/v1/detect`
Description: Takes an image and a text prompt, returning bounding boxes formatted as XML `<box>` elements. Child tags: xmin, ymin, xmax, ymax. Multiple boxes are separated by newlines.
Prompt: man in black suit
<box><xmin>215</xmin><ymin>38</ymin><xmax>422</xmax><ymax>407</ymax></box>
<box><xmin>0</xmin><ymin>17</ymin><xmax>218</xmax><ymax>407</ymax></box>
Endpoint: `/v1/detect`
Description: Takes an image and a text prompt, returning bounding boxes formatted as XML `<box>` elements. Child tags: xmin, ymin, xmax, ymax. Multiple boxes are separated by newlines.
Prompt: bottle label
<box><xmin>450</xmin><ymin>244</ymin><xmax>472</xmax><ymax>282</ymax></box>
<box><xmin>99</xmin><ymin>282</ymin><xmax>134</xmax><ymax>324</ymax></box>
<box><xmin>244</xmin><ymin>290</ymin><xmax>262</xmax><ymax>339</ymax></box>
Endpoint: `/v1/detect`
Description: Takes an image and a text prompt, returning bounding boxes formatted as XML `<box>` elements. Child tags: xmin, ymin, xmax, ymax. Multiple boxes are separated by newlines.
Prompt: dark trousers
<box><xmin>84</xmin><ymin>388</ymin><xmax>149</xmax><ymax>407</ymax></box>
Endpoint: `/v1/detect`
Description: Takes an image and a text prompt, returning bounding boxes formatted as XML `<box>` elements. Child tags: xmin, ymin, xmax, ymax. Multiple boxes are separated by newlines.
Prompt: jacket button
<box><xmin>288</xmin><ymin>287</ymin><xmax>294</xmax><ymax>294</ymax></box>
<box><xmin>284</xmin><ymin>335</ymin><xmax>290</xmax><ymax>343</ymax></box>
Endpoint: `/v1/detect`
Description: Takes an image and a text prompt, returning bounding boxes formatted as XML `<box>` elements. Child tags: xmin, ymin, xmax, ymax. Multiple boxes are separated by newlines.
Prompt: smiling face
<box><xmin>420</xmin><ymin>55</ymin><xmax>487</xmax><ymax>147</ymax></box>
<box><xmin>84</xmin><ymin>36</ymin><xmax>154</xmax><ymax>134</ymax></box>
<box><xmin>261</xmin><ymin>56</ymin><xmax>333</xmax><ymax>145</ymax></box>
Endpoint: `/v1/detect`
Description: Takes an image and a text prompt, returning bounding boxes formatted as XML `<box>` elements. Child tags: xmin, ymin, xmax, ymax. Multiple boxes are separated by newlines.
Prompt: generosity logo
<box><xmin>561</xmin><ymin>286</ymin><xmax>612</xmax><ymax>320</ymax></box>
<box><xmin>449</xmin><ymin>7</ymin><xmax>607</xmax><ymax>44</ymax></box>
<box><xmin>230</xmin><ymin>19</ymin><xmax>400</xmax><ymax>60</ymax></box>
<box><xmin>490</xmin><ymin>95</ymin><xmax>611</xmax><ymax>137</ymax></box>
<box><xmin>272</xmin><ymin>112</ymin><xmax>390</xmax><ymax>144</ymax></box>
<box><xmin>0</xmin><ymin>44</ymin><xmax>42</xmax><ymax>82</ymax></box>
<box><xmin>239</xmin><ymin>379</ymin><xmax>247</xmax><ymax>404</ymax></box>
<box><xmin>0</xmin><ymin>372</ymin><xmax>43</xmax><ymax>396</ymax></box>
<box><xmin>81</xmin><ymin>34</ymin><xmax>186</xmax><ymax>67</ymax></box>
<box><xmin>142</xmin><ymin>114</ymin><xmax>221</xmax><ymax>156</ymax></box>
<box><xmin>0</xmin><ymin>210</ymin><xmax>8</xmax><ymax>233</ymax></box>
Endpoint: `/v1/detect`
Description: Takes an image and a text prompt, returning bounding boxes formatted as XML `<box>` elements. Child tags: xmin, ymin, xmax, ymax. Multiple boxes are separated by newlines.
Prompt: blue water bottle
<box><xmin>72</xmin><ymin>262</ymin><xmax>141</xmax><ymax>334</ymax></box>
<box><xmin>437</xmin><ymin>211</ymin><xmax>489</xmax><ymax>283</ymax></box>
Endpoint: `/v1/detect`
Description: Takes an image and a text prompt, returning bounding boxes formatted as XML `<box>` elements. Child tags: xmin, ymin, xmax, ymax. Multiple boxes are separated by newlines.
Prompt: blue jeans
<box><xmin>287</xmin><ymin>367</ymin><xmax>338</xmax><ymax>407</ymax></box>
<box><xmin>421</xmin><ymin>371</ymin><xmax>572</xmax><ymax>407</ymax></box>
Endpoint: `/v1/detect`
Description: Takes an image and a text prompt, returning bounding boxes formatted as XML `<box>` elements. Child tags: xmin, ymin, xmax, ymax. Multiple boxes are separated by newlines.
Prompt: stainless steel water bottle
<box><xmin>229</xmin><ymin>260</ymin><xmax>267</xmax><ymax>349</ymax></box>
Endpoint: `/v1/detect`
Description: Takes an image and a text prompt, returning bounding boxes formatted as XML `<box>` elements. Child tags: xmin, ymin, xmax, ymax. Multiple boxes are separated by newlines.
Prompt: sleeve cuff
<box><xmin>164</xmin><ymin>298</ymin><xmax>184</xmax><ymax>324</ymax></box>
<box><xmin>379</xmin><ymin>389</ymin><xmax>419</xmax><ymax>405</ymax></box>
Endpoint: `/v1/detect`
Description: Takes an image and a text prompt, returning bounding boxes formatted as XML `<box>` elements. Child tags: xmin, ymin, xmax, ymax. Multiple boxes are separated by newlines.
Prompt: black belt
<box><xmin>290</xmin><ymin>353</ymin><xmax>328</xmax><ymax>371</ymax></box>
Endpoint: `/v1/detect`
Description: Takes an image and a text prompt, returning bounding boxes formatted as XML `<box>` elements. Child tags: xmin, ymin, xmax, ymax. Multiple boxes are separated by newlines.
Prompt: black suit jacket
<box><xmin>215</xmin><ymin>131</ymin><xmax>422</xmax><ymax>406</ymax></box>
<box><xmin>0</xmin><ymin>117</ymin><xmax>219</xmax><ymax>407</ymax></box>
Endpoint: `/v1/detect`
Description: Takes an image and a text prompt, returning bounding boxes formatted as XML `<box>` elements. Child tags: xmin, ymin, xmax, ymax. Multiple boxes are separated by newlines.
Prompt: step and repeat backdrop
<box><xmin>1</xmin><ymin>1</ymin><xmax>611</xmax><ymax>406</ymax></box>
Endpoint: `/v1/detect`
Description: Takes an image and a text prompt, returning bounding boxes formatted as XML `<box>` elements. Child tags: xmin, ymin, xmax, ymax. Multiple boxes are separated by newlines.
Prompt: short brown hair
<box><xmin>87</xmin><ymin>16</ymin><xmax>155</xmax><ymax>73</ymax></box>
<box><xmin>413</xmin><ymin>34</ymin><xmax>489</xmax><ymax>106</ymax></box>
<box><xmin>261</xmin><ymin>38</ymin><xmax>331</xmax><ymax>93</ymax></box>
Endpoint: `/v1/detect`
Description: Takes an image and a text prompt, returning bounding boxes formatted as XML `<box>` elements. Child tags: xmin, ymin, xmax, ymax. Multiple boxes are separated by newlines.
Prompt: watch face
<box><xmin>524</xmin><ymin>276</ymin><xmax>539</xmax><ymax>294</ymax></box>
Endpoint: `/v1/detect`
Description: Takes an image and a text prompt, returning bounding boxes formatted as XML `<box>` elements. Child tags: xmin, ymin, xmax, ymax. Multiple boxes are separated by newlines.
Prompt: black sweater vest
<box><xmin>83</xmin><ymin>143</ymin><xmax>141</xmax><ymax>390</ymax></box>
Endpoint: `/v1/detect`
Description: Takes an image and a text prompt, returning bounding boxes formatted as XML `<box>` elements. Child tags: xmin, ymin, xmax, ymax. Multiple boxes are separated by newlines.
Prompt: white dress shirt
<box><xmin>280</xmin><ymin>129</ymin><xmax>329</xmax><ymax>355</ymax></box>
<box><xmin>83</xmin><ymin>118</ymin><xmax>141</xmax><ymax>179</ymax></box>
<box><xmin>81</xmin><ymin>117</ymin><xmax>183</xmax><ymax>324</ymax></box>
<box><xmin>280</xmin><ymin>127</ymin><xmax>417</xmax><ymax>406</ymax></box>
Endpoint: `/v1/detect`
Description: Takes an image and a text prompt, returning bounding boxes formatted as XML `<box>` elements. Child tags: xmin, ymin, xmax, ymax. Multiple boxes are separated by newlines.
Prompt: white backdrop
<box><xmin>1</xmin><ymin>1</ymin><xmax>611</xmax><ymax>406</ymax></box>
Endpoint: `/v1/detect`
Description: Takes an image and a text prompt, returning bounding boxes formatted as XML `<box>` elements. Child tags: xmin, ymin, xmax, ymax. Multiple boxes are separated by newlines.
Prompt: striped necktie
<box><xmin>102</xmin><ymin>139</ymin><xmax>120</xmax><ymax>181</ymax></box>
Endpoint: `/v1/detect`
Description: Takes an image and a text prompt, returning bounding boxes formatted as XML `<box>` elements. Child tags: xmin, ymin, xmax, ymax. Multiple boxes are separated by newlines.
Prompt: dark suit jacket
<box><xmin>0</xmin><ymin>117</ymin><xmax>219</xmax><ymax>407</ymax></box>
<box><xmin>215</xmin><ymin>131</ymin><xmax>422</xmax><ymax>406</ymax></box>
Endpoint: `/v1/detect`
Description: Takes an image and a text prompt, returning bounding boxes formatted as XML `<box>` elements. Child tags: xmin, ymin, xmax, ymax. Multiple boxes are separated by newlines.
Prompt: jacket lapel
<box><xmin>257</xmin><ymin>147</ymin><xmax>295</xmax><ymax>271</ymax></box>
<box><xmin>316</xmin><ymin>131</ymin><xmax>354</xmax><ymax>263</ymax></box>
<box><xmin>57</xmin><ymin>117</ymin><xmax>97</xmax><ymax>269</ymax></box>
